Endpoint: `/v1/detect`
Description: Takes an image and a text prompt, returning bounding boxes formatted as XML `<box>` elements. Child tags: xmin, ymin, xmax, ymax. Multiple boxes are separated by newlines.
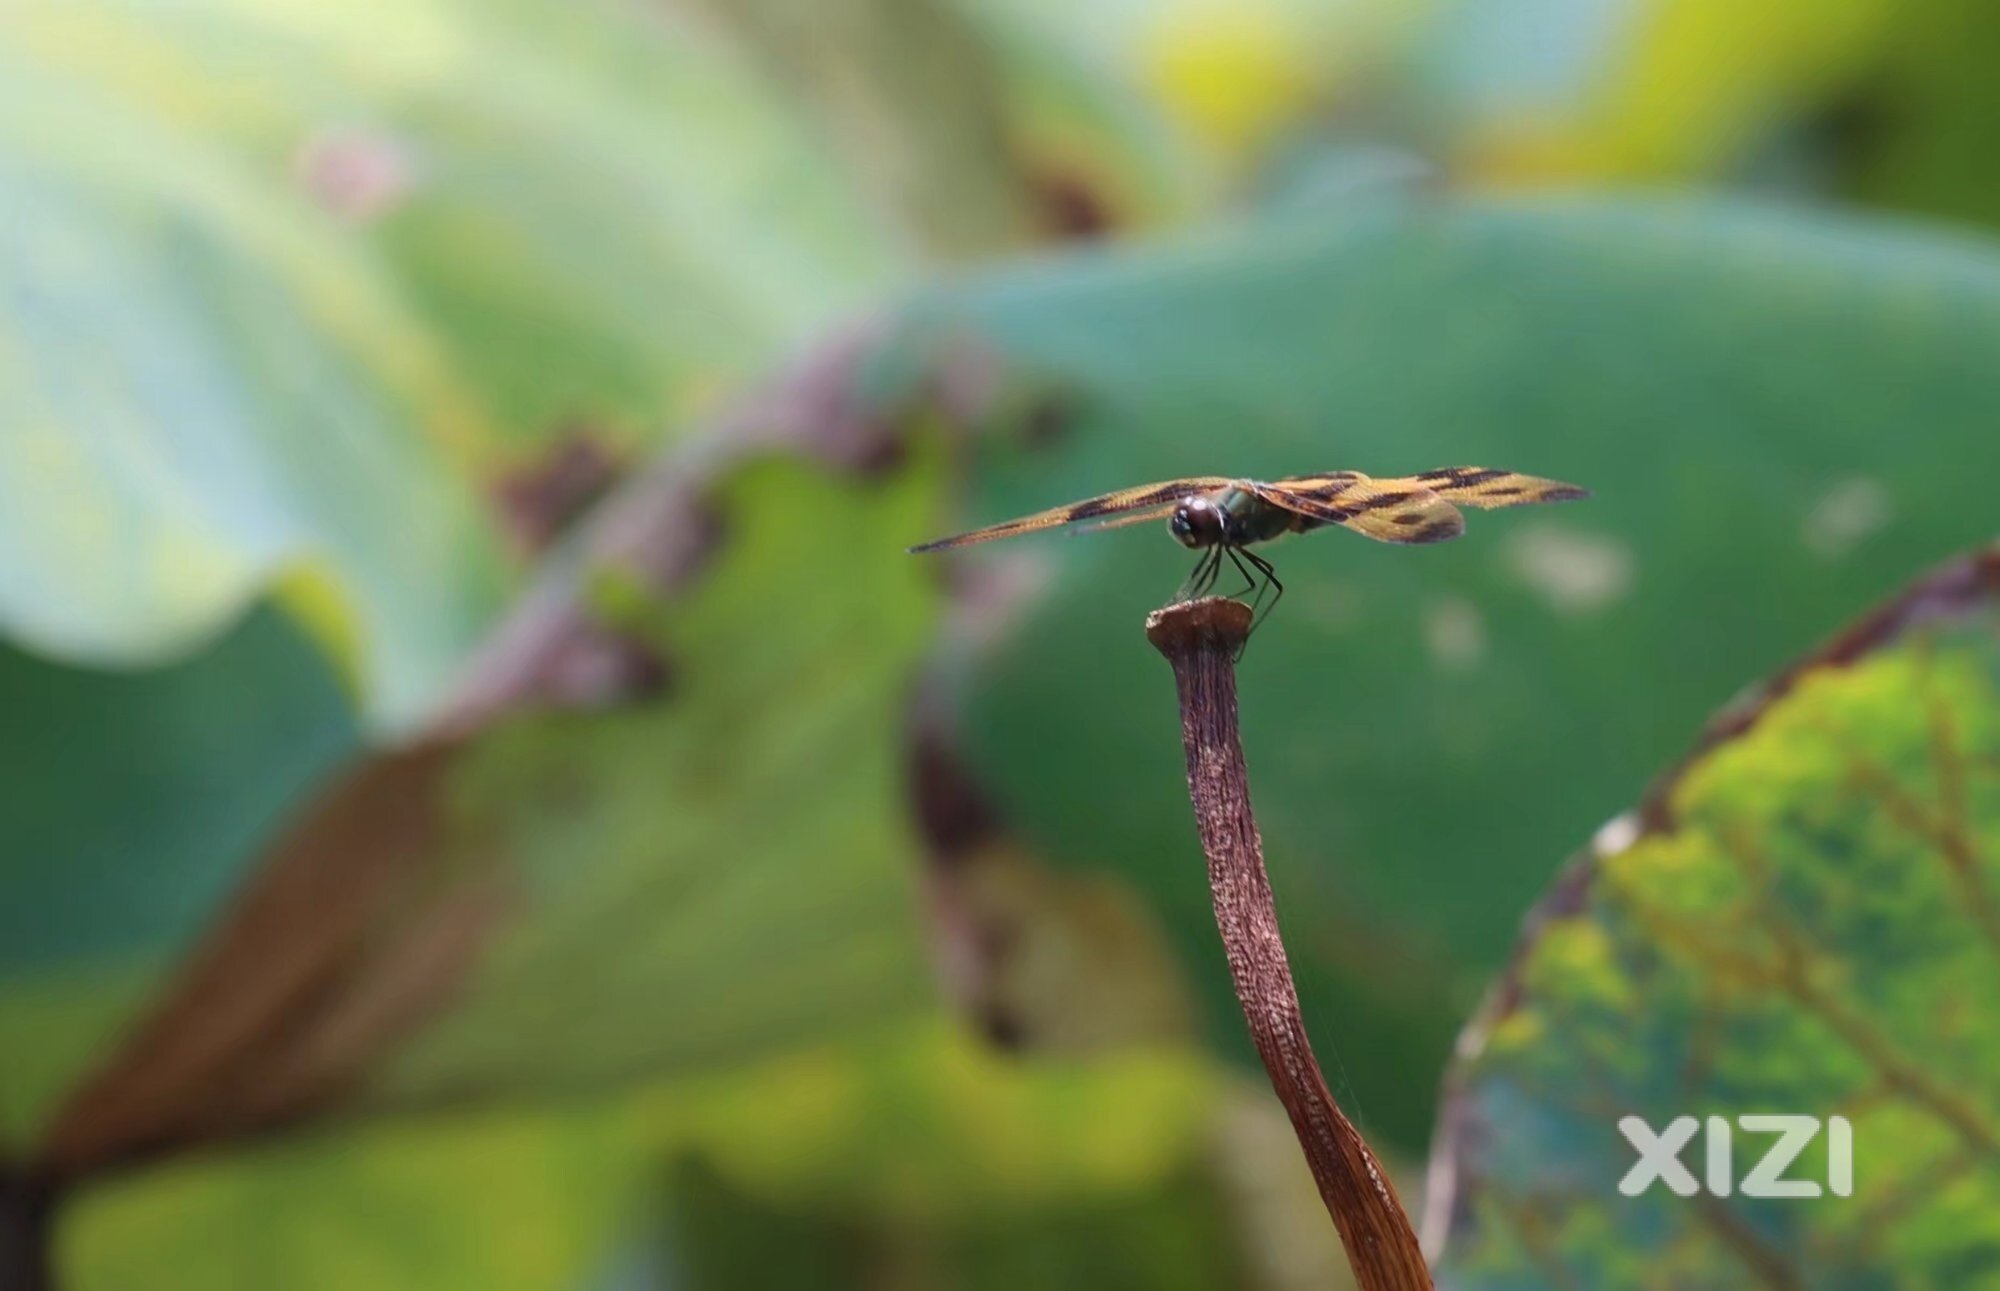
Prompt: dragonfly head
<box><xmin>1169</xmin><ymin>496</ymin><xmax>1225</xmax><ymax>549</ymax></box>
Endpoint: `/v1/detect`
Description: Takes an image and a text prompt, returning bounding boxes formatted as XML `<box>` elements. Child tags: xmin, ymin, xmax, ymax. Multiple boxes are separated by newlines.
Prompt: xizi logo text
<box><xmin>1619</xmin><ymin>1115</ymin><xmax>1853</xmax><ymax>1198</ymax></box>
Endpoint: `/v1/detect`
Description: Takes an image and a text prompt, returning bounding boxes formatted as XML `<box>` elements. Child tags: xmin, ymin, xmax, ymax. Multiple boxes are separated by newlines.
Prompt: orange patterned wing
<box><xmin>1256</xmin><ymin>473</ymin><xmax>1466</xmax><ymax>545</ymax></box>
<box><xmin>1066</xmin><ymin>504</ymin><xmax>1179</xmax><ymax>535</ymax></box>
<box><xmin>1383</xmin><ymin>466</ymin><xmax>1590</xmax><ymax>510</ymax></box>
<box><xmin>909</xmin><ymin>478</ymin><xmax>1231</xmax><ymax>552</ymax></box>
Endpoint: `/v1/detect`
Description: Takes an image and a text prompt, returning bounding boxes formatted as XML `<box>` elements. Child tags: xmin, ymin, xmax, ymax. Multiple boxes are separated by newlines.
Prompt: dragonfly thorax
<box><xmin>1170</xmin><ymin>489</ymin><xmax>1292</xmax><ymax>549</ymax></box>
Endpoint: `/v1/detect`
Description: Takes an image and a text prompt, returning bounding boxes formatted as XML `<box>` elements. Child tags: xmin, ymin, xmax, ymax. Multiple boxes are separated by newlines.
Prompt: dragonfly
<box><xmin>909</xmin><ymin>466</ymin><xmax>1589</xmax><ymax>629</ymax></box>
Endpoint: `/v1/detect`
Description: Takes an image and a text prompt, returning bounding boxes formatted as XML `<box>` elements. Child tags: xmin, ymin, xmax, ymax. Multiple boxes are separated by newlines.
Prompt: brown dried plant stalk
<box><xmin>1146</xmin><ymin>597</ymin><xmax>1432</xmax><ymax>1291</ymax></box>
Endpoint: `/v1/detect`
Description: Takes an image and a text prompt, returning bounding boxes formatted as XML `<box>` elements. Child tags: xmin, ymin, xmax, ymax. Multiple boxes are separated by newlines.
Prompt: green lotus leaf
<box><xmin>1429</xmin><ymin>547</ymin><xmax>2000</xmax><ymax>1287</ymax></box>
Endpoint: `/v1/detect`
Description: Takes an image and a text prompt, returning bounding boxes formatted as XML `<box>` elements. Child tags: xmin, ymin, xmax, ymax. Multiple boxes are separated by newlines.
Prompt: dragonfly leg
<box><xmin>1187</xmin><ymin>545</ymin><xmax>1225</xmax><ymax>599</ymax></box>
<box><xmin>1241</xmin><ymin>548</ymin><xmax>1283</xmax><ymax>647</ymax></box>
<box><xmin>1175</xmin><ymin>548</ymin><xmax>1208</xmax><ymax>600</ymax></box>
<box><xmin>1198</xmin><ymin>546</ymin><xmax>1224</xmax><ymax>596</ymax></box>
<box><xmin>1223</xmin><ymin>546</ymin><xmax>1261</xmax><ymax>604</ymax></box>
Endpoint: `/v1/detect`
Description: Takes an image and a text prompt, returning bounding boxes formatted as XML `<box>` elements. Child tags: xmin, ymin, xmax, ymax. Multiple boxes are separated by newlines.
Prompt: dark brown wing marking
<box><xmin>1266</xmin><ymin>470</ymin><xmax>1363</xmax><ymax>503</ymax></box>
<box><xmin>1259</xmin><ymin>475</ymin><xmax>1466</xmax><ymax>545</ymax></box>
<box><xmin>909</xmin><ymin>477</ymin><xmax>1232</xmax><ymax>552</ymax></box>
<box><xmin>1397</xmin><ymin>466</ymin><xmax>1590</xmax><ymax>510</ymax></box>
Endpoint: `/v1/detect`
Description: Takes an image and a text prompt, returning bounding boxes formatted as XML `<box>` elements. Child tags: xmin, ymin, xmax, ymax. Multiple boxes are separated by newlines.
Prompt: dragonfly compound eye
<box><xmin>1171</xmin><ymin>500</ymin><xmax>1222</xmax><ymax>549</ymax></box>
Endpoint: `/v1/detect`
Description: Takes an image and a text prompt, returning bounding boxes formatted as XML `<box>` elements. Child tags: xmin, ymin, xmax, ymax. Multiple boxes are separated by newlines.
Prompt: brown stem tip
<box><xmin>1147</xmin><ymin>596</ymin><xmax>1432</xmax><ymax>1291</ymax></box>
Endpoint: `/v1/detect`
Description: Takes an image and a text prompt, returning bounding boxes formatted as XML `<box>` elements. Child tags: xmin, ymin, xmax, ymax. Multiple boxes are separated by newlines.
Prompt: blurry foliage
<box><xmin>376</xmin><ymin>456</ymin><xmax>945</xmax><ymax>1105</ymax></box>
<box><xmin>0</xmin><ymin>608</ymin><xmax>356</xmax><ymax>1144</ymax></box>
<box><xmin>1430</xmin><ymin>548</ymin><xmax>2000</xmax><ymax>1286</ymax></box>
<box><xmin>936</xmin><ymin>841</ymin><xmax>1199</xmax><ymax>1055</ymax></box>
<box><xmin>641</xmin><ymin>1022</ymin><xmax>1216</xmax><ymax>1224</ymax></box>
<box><xmin>8</xmin><ymin>439</ymin><xmax>1338</xmax><ymax>1288</ymax></box>
<box><xmin>61</xmin><ymin>1024</ymin><xmax>1309</xmax><ymax>1291</ymax></box>
<box><xmin>8</xmin><ymin>0</ymin><xmax>2000</xmax><ymax>1287</ymax></box>
<box><xmin>945</xmin><ymin>0</ymin><xmax>1203</xmax><ymax>231</ymax></box>
<box><xmin>1414</xmin><ymin>0</ymin><xmax>2000</xmax><ymax>235</ymax></box>
<box><xmin>1442</xmin><ymin>0</ymin><xmax>2000</xmax><ymax>238</ymax></box>
<box><xmin>1836</xmin><ymin>0</ymin><xmax>2000</xmax><ymax>231</ymax></box>
<box><xmin>677</xmin><ymin>0</ymin><xmax>1030</xmax><ymax>258</ymax></box>
<box><xmin>0</xmin><ymin>0</ymin><xmax>911</xmax><ymax>725</ymax></box>
<box><xmin>918</xmin><ymin>193</ymin><xmax>2000</xmax><ymax>1148</ymax></box>
<box><xmin>10</xmin><ymin>454</ymin><xmax>943</xmax><ymax>1171</ymax></box>
<box><xmin>631</xmin><ymin>1026</ymin><xmax>1354</xmax><ymax>1291</ymax></box>
<box><xmin>0</xmin><ymin>609</ymin><xmax>354</xmax><ymax>983</ymax></box>
<box><xmin>974</xmin><ymin>0</ymin><xmax>2000</xmax><ymax>239</ymax></box>
<box><xmin>1447</xmin><ymin>0</ymin><xmax>1903</xmax><ymax>181</ymax></box>
<box><xmin>9</xmin><ymin>0</ymin><xmax>1998</xmax><ymax>720</ymax></box>
<box><xmin>660</xmin><ymin>1156</ymin><xmax>1246</xmax><ymax>1291</ymax></box>
<box><xmin>64</xmin><ymin>1101</ymin><xmax>649</xmax><ymax>1291</ymax></box>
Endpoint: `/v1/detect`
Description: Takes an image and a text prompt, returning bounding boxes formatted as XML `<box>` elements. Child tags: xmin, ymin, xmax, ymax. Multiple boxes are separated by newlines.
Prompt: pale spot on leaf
<box><xmin>1295</xmin><ymin>579</ymin><xmax>1363</xmax><ymax>634</ymax></box>
<box><xmin>1424</xmin><ymin>595</ymin><xmax>1487</xmax><ymax>671</ymax></box>
<box><xmin>296</xmin><ymin>128</ymin><xmax>420</xmax><ymax>223</ymax></box>
<box><xmin>1592</xmin><ymin>812</ymin><xmax>1641</xmax><ymax>858</ymax></box>
<box><xmin>1803</xmin><ymin>476</ymin><xmax>1892</xmax><ymax>559</ymax></box>
<box><xmin>1504</xmin><ymin>525</ymin><xmax>1634</xmax><ymax>615</ymax></box>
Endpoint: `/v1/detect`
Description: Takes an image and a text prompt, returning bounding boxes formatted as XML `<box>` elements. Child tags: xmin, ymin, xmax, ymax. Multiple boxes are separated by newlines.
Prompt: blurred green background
<box><xmin>4</xmin><ymin>1</ymin><xmax>2000</xmax><ymax>1288</ymax></box>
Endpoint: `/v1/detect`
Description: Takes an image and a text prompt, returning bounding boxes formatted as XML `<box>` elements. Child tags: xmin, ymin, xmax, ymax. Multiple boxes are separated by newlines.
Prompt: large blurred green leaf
<box><xmin>0</xmin><ymin>0</ymin><xmax>907</xmax><ymax>723</ymax></box>
<box><xmin>1429</xmin><ymin>546</ymin><xmax>2000</xmax><ymax>1287</ymax></box>
<box><xmin>0</xmin><ymin>92</ymin><xmax>506</xmax><ymax>724</ymax></box>
<box><xmin>912</xmin><ymin>194</ymin><xmax>2000</xmax><ymax>1146</ymax></box>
